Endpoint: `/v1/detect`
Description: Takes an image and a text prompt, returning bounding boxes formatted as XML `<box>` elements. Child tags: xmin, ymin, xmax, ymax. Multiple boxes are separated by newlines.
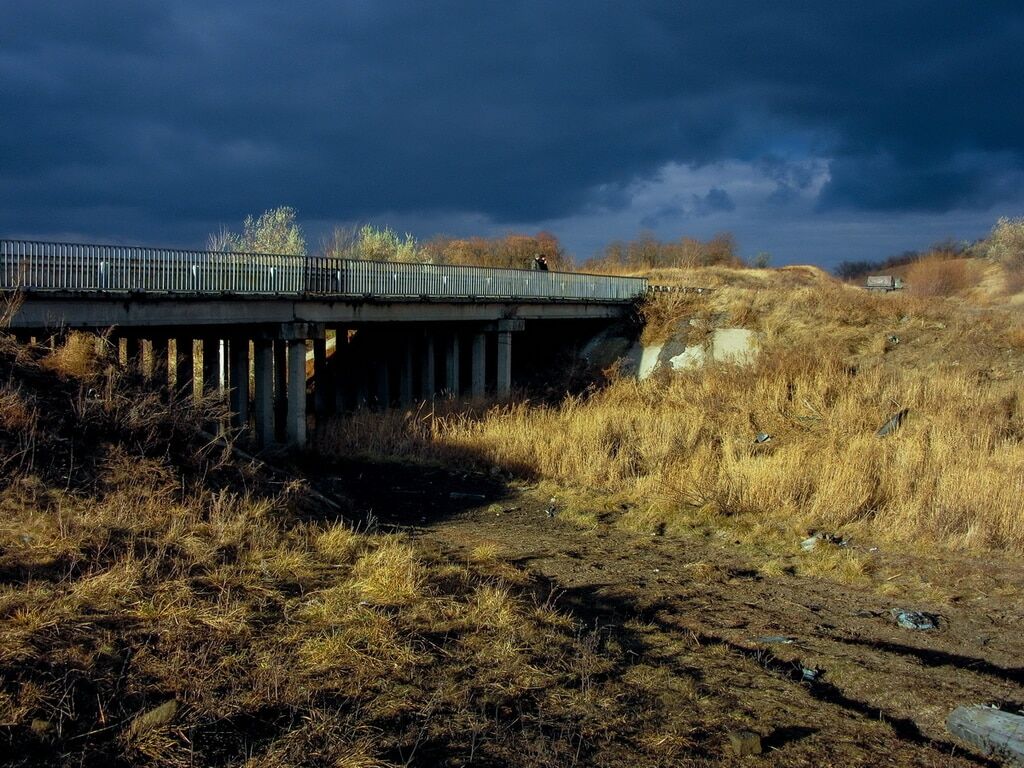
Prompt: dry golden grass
<box><xmin>319</xmin><ymin>271</ymin><xmax>1024</xmax><ymax>554</ymax></box>
<box><xmin>0</xmin><ymin>332</ymin><xmax>693</xmax><ymax>767</ymax></box>
<box><xmin>904</xmin><ymin>256</ymin><xmax>972</xmax><ymax>297</ymax></box>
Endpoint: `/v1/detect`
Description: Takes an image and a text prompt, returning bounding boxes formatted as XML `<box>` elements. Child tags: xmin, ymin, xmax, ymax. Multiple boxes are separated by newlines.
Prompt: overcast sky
<box><xmin>3</xmin><ymin>1</ymin><xmax>1023</xmax><ymax>268</ymax></box>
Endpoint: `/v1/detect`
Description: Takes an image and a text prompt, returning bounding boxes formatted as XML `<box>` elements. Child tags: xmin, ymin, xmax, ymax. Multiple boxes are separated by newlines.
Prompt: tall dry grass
<box><xmin>318</xmin><ymin>275</ymin><xmax>1024</xmax><ymax>552</ymax></box>
<box><xmin>0</xmin><ymin>331</ymin><xmax>687</xmax><ymax>767</ymax></box>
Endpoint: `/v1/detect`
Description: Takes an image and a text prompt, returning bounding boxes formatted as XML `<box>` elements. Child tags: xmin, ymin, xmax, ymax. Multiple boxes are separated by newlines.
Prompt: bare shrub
<box><xmin>904</xmin><ymin>255</ymin><xmax>971</xmax><ymax>297</ymax></box>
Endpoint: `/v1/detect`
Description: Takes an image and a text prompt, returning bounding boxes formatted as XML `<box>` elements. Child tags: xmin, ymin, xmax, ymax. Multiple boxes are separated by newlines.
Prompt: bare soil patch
<box><xmin>322</xmin><ymin>458</ymin><xmax>1024</xmax><ymax>766</ymax></box>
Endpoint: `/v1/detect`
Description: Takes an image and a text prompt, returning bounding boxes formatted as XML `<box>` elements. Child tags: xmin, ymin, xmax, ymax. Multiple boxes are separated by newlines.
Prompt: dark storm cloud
<box><xmin>1</xmin><ymin>0</ymin><xmax>1023</xmax><ymax>244</ymax></box>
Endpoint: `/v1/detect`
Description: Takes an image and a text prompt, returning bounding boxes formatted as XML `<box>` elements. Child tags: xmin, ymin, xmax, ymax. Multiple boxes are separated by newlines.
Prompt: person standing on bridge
<box><xmin>532</xmin><ymin>254</ymin><xmax>549</xmax><ymax>271</ymax></box>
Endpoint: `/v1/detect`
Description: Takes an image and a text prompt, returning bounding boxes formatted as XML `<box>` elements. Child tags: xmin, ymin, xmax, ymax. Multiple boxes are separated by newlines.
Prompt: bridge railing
<box><xmin>1</xmin><ymin>240</ymin><xmax>646</xmax><ymax>301</ymax></box>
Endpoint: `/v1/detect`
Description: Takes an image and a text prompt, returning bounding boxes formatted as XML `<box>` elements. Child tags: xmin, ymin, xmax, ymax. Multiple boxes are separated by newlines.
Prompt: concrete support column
<box><xmin>175</xmin><ymin>337</ymin><xmax>194</xmax><ymax>397</ymax></box>
<box><xmin>445</xmin><ymin>332</ymin><xmax>460</xmax><ymax>396</ymax></box>
<box><xmin>355</xmin><ymin>346</ymin><xmax>370</xmax><ymax>410</ymax></box>
<box><xmin>496</xmin><ymin>331</ymin><xmax>512</xmax><ymax>397</ymax></box>
<box><xmin>471</xmin><ymin>332</ymin><xmax>486</xmax><ymax>398</ymax></box>
<box><xmin>124</xmin><ymin>337</ymin><xmax>140</xmax><ymax>371</ymax></box>
<box><xmin>286</xmin><ymin>338</ymin><xmax>307</xmax><ymax>447</ymax></box>
<box><xmin>400</xmin><ymin>336</ymin><xmax>414</xmax><ymax>407</ymax></box>
<box><xmin>333</xmin><ymin>330</ymin><xmax>348</xmax><ymax>413</ymax></box>
<box><xmin>274</xmin><ymin>340</ymin><xmax>287</xmax><ymax>442</ymax></box>
<box><xmin>152</xmin><ymin>338</ymin><xmax>169</xmax><ymax>389</ymax></box>
<box><xmin>375</xmin><ymin>353</ymin><xmax>391</xmax><ymax>410</ymax></box>
<box><xmin>421</xmin><ymin>331</ymin><xmax>436</xmax><ymax>401</ymax></box>
<box><xmin>313</xmin><ymin>337</ymin><xmax>329</xmax><ymax>418</ymax></box>
<box><xmin>253</xmin><ymin>339</ymin><xmax>274</xmax><ymax>447</ymax></box>
<box><xmin>202</xmin><ymin>338</ymin><xmax>220</xmax><ymax>395</ymax></box>
<box><xmin>229</xmin><ymin>338</ymin><xmax>250</xmax><ymax>430</ymax></box>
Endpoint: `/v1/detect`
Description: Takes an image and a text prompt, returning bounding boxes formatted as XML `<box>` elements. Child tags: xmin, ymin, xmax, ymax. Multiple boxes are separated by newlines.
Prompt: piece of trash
<box><xmin>888</xmin><ymin>335</ymin><xmax>900</xmax><ymax>344</ymax></box>
<box><xmin>544</xmin><ymin>497</ymin><xmax>558</xmax><ymax>517</ymax></box>
<box><xmin>802</xmin><ymin>532</ymin><xmax>848</xmax><ymax>551</ymax></box>
<box><xmin>726</xmin><ymin>730</ymin><xmax>762</xmax><ymax>756</ymax></box>
<box><xmin>755</xmin><ymin>636</ymin><xmax>794</xmax><ymax>645</ymax></box>
<box><xmin>868</xmin><ymin>547</ymin><xmax>879</xmax><ymax>552</ymax></box>
<box><xmin>892</xmin><ymin>609</ymin><xmax>936</xmax><ymax>631</ymax></box>
<box><xmin>947</xmin><ymin>705</ymin><xmax>1024</xmax><ymax>764</ymax></box>
<box><xmin>449</xmin><ymin>492</ymin><xmax>486</xmax><ymax>501</ymax></box>
<box><xmin>753</xmin><ymin>432</ymin><xmax>772</xmax><ymax>444</ymax></box>
<box><xmin>876</xmin><ymin>408</ymin><xmax>910</xmax><ymax>437</ymax></box>
<box><xmin>801</xmin><ymin>666</ymin><xmax>819</xmax><ymax>682</ymax></box>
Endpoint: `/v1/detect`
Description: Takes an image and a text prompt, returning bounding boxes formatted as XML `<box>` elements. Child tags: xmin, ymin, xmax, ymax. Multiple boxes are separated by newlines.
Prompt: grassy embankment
<box><xmin>318</xmin><ymin>262</ymin><xmax>1024</xmax><ymax>559</ymax></box>
<box><xmin>0</xmin><ymin>330</ymin><xmax>693</xmax><ymax>767</ymax></box>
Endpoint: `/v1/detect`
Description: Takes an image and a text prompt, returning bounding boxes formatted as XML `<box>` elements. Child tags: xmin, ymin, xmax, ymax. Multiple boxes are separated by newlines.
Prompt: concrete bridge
<box><xmin>2</xmin><ymin>240</ymin><xmax>646</xmax><ymax>447</ymax></box>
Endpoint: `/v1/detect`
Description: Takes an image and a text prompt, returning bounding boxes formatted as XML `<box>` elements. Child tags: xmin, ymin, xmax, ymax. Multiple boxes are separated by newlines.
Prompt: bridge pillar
<box><xmin>421</xmin><ymin>331</ymin><xmax>436</xmax><ymax>401</ymax></box>
<box><xmin>124</xmin><ymin>337</ymin><xmax>141</xmax><ymax>372</ymax></box>
<box><xmin>400</xmin><ymin>335</ymin><xmax>414</xmax><ymax>407</ymax></box>
<box><xmin>445</xmin><ymin>332</ymin><xmax>460</xmax><ymax>396</ymax></box>
<box><xmin>313</xmin><ymin>337</ymin><xmax>329</xmax><ymax>419</ymax></box>
<box><xmin>152</xmin><ymin>338</ymin><xmax>169</xmax><ymax>389</ymax></box>
<box><xmin>174</xmin><ymin>337</ymin><xmax>194</xmax><ymax>397</ymax></box>
<box><xmin>202</xmin><ymin>338</ymin><xmax>220</xmax><ymax>395</ymax></box>
<box><xmin>229</xmin><ymin>338</ymin><xmax>249</xmax><ymax>431</ymax></box>
<box><xmin>332</xmin><ymin>329</ymin><xmax>349</xmax><ymax>413</ymax></box>
<box><xmin>496</xmin><ymin>330</ymin><xmax>512</xmax><ymax>397</ymax></box>
<box><xmin>471</xmin><ymin>332</ymin><xmax>486</xmax><ymax>398</ymax></box>
<box><xmin>253</xmin><ymin>339</ymin><xmax>274</xmax><ymax>447</ymax></box>
<box><xmin>375</xmin><ymin>347</ymin><xmax>391</xmax><ymax>410</ymax></box>
<box><xmin>273</xmin><ymin>340</ymin><xmax>287</xmax><ymax>442</ymax></box>
<box><xmin>286</xmin><ymin>338</ymin><xmax>307</xmax><ymax>447</ymax></box>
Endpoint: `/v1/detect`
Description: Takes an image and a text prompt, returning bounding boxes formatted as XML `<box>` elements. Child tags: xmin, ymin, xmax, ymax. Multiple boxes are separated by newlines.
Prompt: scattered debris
<box><xmin>753</xmin><ymin>432</ymin><xmax>772</xmax><ymax>444</ymax></box>
<box><xmin>888</xmin><ymin>335</ymin><xmax>901</xmax><ymax>344</ymax></box>
<box><xmin>891</xmin><ymin>609</ymin><xmax>937</xmax><ymax>631</ymax></box>
<box><xmin>801</xmin><ymin>666</ymin><xmax>820</xmax><ymax>683</ymax></box>
<box><xmin>126</xmin><ymin>700</ymin><xmax>178</xmax><ymax>741</ymax></box>
<box><xmin>801</xmin><ymin>532</ymin><xmax>849</xmax><ymax>551</ymax></box>
<box><xmin>755</xmin><ymin>636</ymin><xmax>795</xmax><ymax>645</ymax></box>
<box><xmin>726</xmin><ymin>730</ymin><xmax>763</xmax><ymax>756</ymax></box>
<box><xmin>947</xmin><ymin>705</ymin><xmax>1024</xmax><ymax>764</ymax></box>
<box><xmin>545</xmin><ymin>497</ymin><xmax>558</xmax><ymax>518</ymax></box>
<box><xmin>876</xmin><ymin>408</ymin><xmax>910</xmax><ymax>437</ymax></box>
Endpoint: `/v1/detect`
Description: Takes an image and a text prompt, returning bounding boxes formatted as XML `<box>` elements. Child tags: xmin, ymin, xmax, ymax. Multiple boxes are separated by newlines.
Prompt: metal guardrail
<box><xmin>0</xmin><ymin>240</ymin><xmax>646</xmax><ymax>302</ymax></box>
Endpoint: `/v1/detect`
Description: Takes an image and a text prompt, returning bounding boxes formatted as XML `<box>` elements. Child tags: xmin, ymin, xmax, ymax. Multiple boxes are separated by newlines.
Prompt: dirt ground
<box><xmin>314</xmin><ymin>459</ymin><xmax>1024</xmax><ymax>767</ymax></box>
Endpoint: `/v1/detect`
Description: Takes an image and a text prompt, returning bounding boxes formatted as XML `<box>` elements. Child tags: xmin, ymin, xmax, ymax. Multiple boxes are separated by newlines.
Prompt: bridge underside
<box><xmin>6</xmin><ymin>293</ymin><xmax>634</xmax><ymax>449</ymax></box>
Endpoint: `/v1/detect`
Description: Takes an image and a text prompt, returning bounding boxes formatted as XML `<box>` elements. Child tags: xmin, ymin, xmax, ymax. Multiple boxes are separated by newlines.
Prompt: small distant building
<box><xmin>865</xmin><ymin>275</ymin><xmax>904</xmax><ymax>292</ymax></box>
